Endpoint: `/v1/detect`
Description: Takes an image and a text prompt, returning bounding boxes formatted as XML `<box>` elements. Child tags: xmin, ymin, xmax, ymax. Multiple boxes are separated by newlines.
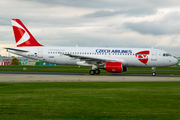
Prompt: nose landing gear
<box><xmin>152</xmin><ymin>67</ymin><xmax>156</xmax><ymax>76</ymax></box>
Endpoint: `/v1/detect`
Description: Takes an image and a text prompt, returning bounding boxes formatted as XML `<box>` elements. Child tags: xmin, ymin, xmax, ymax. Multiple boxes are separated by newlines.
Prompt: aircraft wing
<box><xmin>64</xmin><ymin>54</ymin><xmax>117</xmax><ymax>65</ymax></box>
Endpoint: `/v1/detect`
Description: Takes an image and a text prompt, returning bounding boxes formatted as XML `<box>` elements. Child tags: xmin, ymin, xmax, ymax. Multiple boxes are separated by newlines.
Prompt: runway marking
<box><xmin>62</xmin><ymin>77</ymin><xmax>100</xmax><ymax>80</ymax></box>
<box><xmin>85</xmin><ymin>74</ymin><xmax>109</xmax><ymax>76</ymax></box>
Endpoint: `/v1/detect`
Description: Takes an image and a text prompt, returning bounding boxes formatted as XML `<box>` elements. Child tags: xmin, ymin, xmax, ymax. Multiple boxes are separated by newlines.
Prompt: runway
<box><xmin>0</xmin><ymin>72</ymin><xmax>180</xmax><ymax>82</ymax></box>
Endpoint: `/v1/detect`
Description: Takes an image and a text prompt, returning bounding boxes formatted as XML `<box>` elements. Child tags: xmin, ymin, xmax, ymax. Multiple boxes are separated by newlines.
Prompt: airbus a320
<box><xmin>5</xmin><ymin>19</ymin><xmax>178</xmax><ymax>76</ymax></box>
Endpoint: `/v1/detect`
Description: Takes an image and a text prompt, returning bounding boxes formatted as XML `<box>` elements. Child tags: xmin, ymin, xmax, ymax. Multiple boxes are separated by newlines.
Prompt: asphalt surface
<box><xmin>0</xmin><ymin>71</ymin><xmax>180</xmax><ymax>82</ymax></box>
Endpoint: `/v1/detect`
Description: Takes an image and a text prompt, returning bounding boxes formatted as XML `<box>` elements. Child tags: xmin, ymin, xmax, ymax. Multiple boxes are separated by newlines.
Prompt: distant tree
<box><xmin>11</xmin><ymin>58</ymin><xmax>19</xmax><ymax>65</ymax></box>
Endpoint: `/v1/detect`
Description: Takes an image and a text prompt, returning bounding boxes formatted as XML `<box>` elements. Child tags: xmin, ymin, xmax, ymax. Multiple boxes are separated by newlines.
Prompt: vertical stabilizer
<box><xmin>11</xmin><ymin>19</ymin><xmax>43</xmax><ymax>47</ymax></box>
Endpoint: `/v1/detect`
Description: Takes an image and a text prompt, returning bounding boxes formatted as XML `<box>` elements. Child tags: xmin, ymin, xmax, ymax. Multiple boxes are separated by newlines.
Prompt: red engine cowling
<box><xmin>106</xmin><ymin>62</ymin><xmax>123</xmax><ymax>73</ymax></box>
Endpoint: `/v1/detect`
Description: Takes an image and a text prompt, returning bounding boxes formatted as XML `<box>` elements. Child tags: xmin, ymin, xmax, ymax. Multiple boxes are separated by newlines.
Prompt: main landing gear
<box><xmin>152</xmin><ymin>67</ymin><xmax>156</xmax><ymax>76</ymax></box>
<box><xmin>89</xmin><ymin>69</ymin><xmax>100</xmax><ymax>75</ymax></box>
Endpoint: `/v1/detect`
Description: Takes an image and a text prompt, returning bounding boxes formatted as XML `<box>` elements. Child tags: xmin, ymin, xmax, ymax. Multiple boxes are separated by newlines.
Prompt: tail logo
<box><xmin>135</xmin><ymin>51</ymin><xmax>150</xmax><ymax>64</ymax></box>
<box><xmin>11</xmin><ymin>19</ymin><xmax>43</xmax><ymax>47</ymax></box>
<box><xmin>11</xmin><ymin>20</ymin><xmax>30</xmax><ymax>46</ymax></box>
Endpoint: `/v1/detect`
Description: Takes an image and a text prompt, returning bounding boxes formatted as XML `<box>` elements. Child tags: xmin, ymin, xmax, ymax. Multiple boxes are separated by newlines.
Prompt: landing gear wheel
<box><xmin>89</xmin><ymin>70</ymin><xmax>95</xmax><ymax>75</ymax></box>
<box><xmin>95</xmin><ymin>69</ymin><xmax>100</xmax><ymax>74</ymax></box>
<box><xmin>152</xmin><ymin>67</ymin><xmax>156</xmax><ymax>76</ymax></box>
<box><xmin>152</xmin><ymin>72</ymin><xmax>156</xmax><ymax>76</ymax></box>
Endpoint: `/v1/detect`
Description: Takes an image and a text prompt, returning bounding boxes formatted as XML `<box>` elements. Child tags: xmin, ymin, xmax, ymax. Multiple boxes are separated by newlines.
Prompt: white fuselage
<box><xmin>7</xmin><ymin>46</ymin><xmax>178</xmax><ymax>67</ymax></box>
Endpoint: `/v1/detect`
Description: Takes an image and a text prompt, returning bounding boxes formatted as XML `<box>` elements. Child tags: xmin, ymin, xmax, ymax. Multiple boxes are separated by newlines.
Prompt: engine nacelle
<box><xmin>105</xmin><ymin>62</ymin><xmax>123</xmax><ymax>73</ymax></box>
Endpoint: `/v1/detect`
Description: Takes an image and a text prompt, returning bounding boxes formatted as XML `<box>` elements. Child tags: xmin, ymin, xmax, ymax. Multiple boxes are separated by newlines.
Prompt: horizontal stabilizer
<box><xmin>5</xmin><ymin>48</ymin><xmax>29</xmax><ymax>52</ymax></box>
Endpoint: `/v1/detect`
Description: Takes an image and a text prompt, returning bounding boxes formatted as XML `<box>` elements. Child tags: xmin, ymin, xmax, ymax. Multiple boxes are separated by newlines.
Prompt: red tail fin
<box><xmin>11</xmin><ymin>19</ymin><xmax>43</xmax><ymax>47</ymax></box>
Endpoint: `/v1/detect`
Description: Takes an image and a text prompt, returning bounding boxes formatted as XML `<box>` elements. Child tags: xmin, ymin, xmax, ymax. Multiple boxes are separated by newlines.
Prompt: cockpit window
<box><xmin>163</xmin><ymin>53</ymin><xmax>172</xmax><ymax>57</ymax></box>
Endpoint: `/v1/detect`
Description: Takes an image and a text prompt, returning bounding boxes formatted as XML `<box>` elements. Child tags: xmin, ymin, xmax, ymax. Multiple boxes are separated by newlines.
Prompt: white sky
<box><xmin>0</xmin><ymin>0</ymin><xmax>180</xmax><ymax>56</ymax></box>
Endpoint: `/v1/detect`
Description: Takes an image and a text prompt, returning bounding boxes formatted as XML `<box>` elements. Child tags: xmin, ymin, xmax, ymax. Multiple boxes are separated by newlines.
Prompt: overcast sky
<box><xmin>0</xmin><ymin>0</ymin><xmax>180</xmax><ymax>56</ymax></box>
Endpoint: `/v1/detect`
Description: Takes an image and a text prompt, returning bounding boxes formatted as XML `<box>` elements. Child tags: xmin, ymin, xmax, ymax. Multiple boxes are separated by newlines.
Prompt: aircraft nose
<box><xmin>173</xmin><ymin>57</ymin><xmax>178</xmax><ymax>65</ymax></box>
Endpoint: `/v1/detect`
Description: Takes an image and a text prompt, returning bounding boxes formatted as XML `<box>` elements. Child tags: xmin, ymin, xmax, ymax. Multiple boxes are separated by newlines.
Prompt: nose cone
<box><xmin>173</xmin><ymin>58</ymin><xmax>178</xmax><ymax>65</ymax></box>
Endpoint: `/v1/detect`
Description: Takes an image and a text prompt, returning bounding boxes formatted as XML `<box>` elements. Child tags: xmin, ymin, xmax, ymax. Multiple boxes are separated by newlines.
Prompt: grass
<box><xmin>0</xmin><ymin>82</ymin><xmax>180</xmax><ymax>120</ymax></box>
<box><xmin>0</xmin><ymin>65</ymin><xmax>180</xmax><ymax>75</ymax></box>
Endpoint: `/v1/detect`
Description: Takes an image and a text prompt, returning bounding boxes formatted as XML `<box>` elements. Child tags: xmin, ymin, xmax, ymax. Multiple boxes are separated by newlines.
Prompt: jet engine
<box><xmin>105</xmin><ymin>62</ymin><xmax>127</xmax><ymax>73</ymax></box>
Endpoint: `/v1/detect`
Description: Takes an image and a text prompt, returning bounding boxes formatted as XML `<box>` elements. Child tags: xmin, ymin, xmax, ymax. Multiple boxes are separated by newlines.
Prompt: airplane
<box><xmin>5</xmin><ymin>19</ymin><xmax>178</xmax><ymax>76</ymax></box>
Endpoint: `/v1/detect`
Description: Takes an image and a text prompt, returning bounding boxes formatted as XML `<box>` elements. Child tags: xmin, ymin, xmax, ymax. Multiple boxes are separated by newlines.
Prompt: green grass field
<box><xmin>0</xmin><ymin>65</ymin><xmax>180</xmax><ymax>75</ymax></box>
<box><xmin>0</xmin><ymin>82</ymin><xmax>180</xmax><ymax>120</ymax></box>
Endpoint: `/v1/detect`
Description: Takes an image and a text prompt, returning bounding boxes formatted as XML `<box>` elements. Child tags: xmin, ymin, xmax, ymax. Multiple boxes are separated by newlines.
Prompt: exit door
<box><xmin>151</xmin><ymin>50</ymin><xmax>157</xmax><ymax>61</ymax></box>
<box><xmin>38</xmin><ymin>48</ymin><xmax>43</xmax><ymax>58</ymax></box>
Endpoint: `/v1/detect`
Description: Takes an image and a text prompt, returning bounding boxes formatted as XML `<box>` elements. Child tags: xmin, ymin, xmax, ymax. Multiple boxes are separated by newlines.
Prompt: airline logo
<box><xmin>96</xmin><ymin>49</ymin><xmax>132</xmax><ymax>53</ymax></box>
<box><xmin>11</xmin><ymin>19</ymin><xmax>42</xmax><ymax>47</ymax></box>
<box><xmin>135</xmin><ymin>51</ymin><xmax>150</xmax><ymax>64</ymax></box>
<box><xmin>11</xmin><ymin>19</ymin><xmax>30</xmax><ymax>46</ymax></box>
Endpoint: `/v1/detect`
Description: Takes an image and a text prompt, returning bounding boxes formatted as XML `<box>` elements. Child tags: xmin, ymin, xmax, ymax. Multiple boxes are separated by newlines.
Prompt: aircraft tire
<box><xmin>89</xmin><ymin>70</ymin><xmax>95</xmax><ymax>75</ymax></box>
<box><xmin>152</xmin><ymin>72</ymin><xmax>156</xmax><ymax>76</ymax></box>
<box><xmin>95</xmin><ymin>69</ymin><xmax>100</xmax><ymax>74</ymax></box>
